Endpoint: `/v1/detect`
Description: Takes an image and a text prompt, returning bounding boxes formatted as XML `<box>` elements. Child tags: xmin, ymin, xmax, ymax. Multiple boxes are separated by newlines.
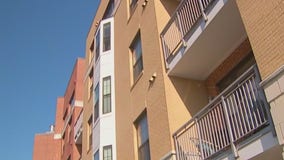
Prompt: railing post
<box><xmin>198</xmin><ymin>0</ymin><xmax>208</xmax><ymax>21</ymax></box>
<box><xmin>160</xmin><ymin>35</ymin><xmax>170</xmax><ymax>69</ymax></box>
<box><xmin>195</xmin><ymin>119</ymin><xmax>204</xmax><ymax>159</ymax></box>
<box><xmin>176</xmin><ymin>12</ymin><xmax>186</xmax><ymax>46</ymax></box>
<box><xmin>221</xmin><ymin>96</ymin><xmax>239</xmax><ymax>159</ymax></box>
<box><xmin>174</xmin><ymin>135</ymin><xmax>180</xmax><ymax>160</ymax></box>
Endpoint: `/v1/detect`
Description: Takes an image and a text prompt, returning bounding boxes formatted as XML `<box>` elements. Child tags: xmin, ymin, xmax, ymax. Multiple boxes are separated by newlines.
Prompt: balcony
<box><xmin>173</xmin><ymin>66</ymin><xmax>277</xmax><ymax>160</ymax></box>
<box><xmin>74</xmin><ymin>110</ymin><xmax>83</xmax><ymax>144</ymax></box>
<box><xmin>161</xmin><ymin>0</ymin><xmax>247</xmax><ymax>80</ymax></box>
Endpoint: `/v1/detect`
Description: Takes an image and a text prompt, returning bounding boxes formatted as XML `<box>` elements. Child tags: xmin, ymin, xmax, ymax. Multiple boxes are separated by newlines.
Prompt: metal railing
<box><xmin>74</xmin><ymin>110</ymin><xmax>83</xmax><ymax>140</ymax></box>
<box><xmin>174</xmin><ymin>66</ymin><xmax>270</xmax><ymax>160</ymax></box>
<box><xmin>161</xmin><ymin>0</ymin><xmax>214</xmax><ymax>65</ymax></box>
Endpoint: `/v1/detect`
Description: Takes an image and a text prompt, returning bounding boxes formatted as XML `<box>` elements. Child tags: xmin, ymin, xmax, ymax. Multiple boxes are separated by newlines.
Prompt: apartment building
<box><xmin>81</xmin><ymin>0</ymin><xmax>284</xmax><ymax>160</ymax></box>
<box><xmin>33</xmin><ymin>0</ymin><xmax>283</xmax><ymax>159</ymax></box>
<box><xmin>33</xmin><ymin>58</ymin><xmax>85</xmax><ymax>160</ymax></box>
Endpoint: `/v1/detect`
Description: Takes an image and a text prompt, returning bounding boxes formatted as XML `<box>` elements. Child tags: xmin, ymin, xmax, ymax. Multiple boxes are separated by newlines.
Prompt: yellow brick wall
<box><xmin>236</xmin><ymin>0</ymin><xmax>284</xmax><ymax>79</ymax></box>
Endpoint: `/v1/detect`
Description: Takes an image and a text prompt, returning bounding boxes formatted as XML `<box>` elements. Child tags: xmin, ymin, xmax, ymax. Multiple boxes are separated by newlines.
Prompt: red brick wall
<box><xmin>206</xmin><ymin>39</ymin><xmax>252</xmax><ymax>96</ymax></box>
<box><xmin>33</xmin><ymin>133</ymin><xmax>61</xmax><ymax>160</ymax></box>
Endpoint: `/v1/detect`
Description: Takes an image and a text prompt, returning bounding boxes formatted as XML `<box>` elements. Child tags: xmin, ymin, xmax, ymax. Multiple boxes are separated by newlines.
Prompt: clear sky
<box><xmin>0</xmin><ymin>0</ymin><xmax>99</xmax><ymax>159</ymax></box>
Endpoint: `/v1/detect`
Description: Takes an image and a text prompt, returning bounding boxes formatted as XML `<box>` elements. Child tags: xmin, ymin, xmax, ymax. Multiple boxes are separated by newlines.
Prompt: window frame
<box><xmin>94</xmin><ymin>83</ymin><xmax>100</xmax><ymax>122</ymax></box>
<box><xmin>88</xmin><ymin>115</ymin><xmax>93</xmax><ymax>151</ymax></box>
<box><xmin>103</xmin><ymin>145</ymin><xmax>113</xmax><ymax>160</ymax></box>
<box><xmin>95</xmin><ymin>29</ymin><xmax>100</xmax><ymax>62</ymax></box>
<box><xmin>94</xmin><ymin>149</ymin><xmax>99</xmax><ymax>160</ymax></box>
<box><xmin>103</xmin><ymin>22</ymin><xmax>111</xmax><ymax>52</ymax></box>
<box><xmin>130</xmin><ymin>32</ymin><xmax>143</xmax><ymax>83</ymax></box>
<box><xmin>135</xmin><ymin>113</ymin><xmax>150</xmax><ymax>160</ymax></box>
<box><xmin>103</xmin><ymin>76</ymin><xmax>111</xmax><ymax>114</ymax></box>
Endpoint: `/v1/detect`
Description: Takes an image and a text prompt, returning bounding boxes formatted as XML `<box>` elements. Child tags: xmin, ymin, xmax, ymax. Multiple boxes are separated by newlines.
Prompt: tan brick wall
<box><xmin>236</xmin><ymin>0</ymin><xmax>284</xmax><ymax>79</ymax></box>
<box><xmin>114</xmin><ymin>0</ymin><xmax>175</xmax><ymax>159</ymax></box>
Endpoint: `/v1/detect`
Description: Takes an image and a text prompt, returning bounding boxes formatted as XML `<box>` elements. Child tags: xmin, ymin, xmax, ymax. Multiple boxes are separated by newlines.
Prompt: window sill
<box><xmin>130</xmin><ymin>71</ymin><xmax>144</xmax><ymax>91</ymax></box>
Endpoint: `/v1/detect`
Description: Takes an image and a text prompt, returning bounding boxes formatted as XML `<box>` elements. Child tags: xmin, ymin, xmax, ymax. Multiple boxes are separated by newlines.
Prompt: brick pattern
<box><xmin>236</xmin><ymin>0</ymin><xmax>284</xmax><ymax>79</ymax></box>
<box><xmin>205</xmin><ymin>39</ymin><xmax>252</xmax><ymax>97</ymax></box>
<box><xmin>33</xmin><ymin>133</ymin><xmax>61</xmax><ymax>160</ymax></box>
<box><xmin>33</xmin><ymin>59</ymin><xmax>85</xmax><ymax>160</ymax></box>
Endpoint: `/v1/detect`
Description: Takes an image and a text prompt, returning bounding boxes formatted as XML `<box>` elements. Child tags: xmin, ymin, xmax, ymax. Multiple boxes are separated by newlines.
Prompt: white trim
<box><xmin>54</xmin><ymin>134</ymin><xmax>62</xmax><ymax>139</ymax></box>
<box><xmin>74</xmin><ymin>100</ymin><xmax>83</xmax><ymax>107</ymax></box>
<box><xmin>260</xmin><ymin>66</ymin><xmax>284</xmax><ymax>102</ymax></box>
<box><xmin>260</xmin><ymin>65</ymin><xmax>284</xmax><ymax>87</ymax></box>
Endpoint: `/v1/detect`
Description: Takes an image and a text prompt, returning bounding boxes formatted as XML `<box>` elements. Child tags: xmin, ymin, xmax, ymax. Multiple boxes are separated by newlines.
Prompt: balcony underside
<box><xmin>75</xmin><ymin>130</ymin><xmax>82</xmax><ymax>144</ymax></box>
<box><xmin>168</xmin><ymin>0</ymin><xmax>247</xmax><ymax>80</ymax></box>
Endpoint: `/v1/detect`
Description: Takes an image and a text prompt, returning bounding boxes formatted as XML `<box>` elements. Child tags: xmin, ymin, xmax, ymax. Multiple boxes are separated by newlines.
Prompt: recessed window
<box><xmin>136</xmin><ymin>114</ymin><xmax>150</xmax><ymax>160</ymax></box>
<box><xmin>69</xmin><ymin>90</ymin><xmax>75</xmax><ymax>107</ymax></box>
<box><xmin>130</xmin><ymin>32</ymin><xmax>143</xmax><ymax>82</ymax></box>
<box><xmin>103</xmin><ymin>0</ymin><xmax>114</xmax><ymax>19</ymax></box>
<box><xmin>88</xmin><ymin>116</ymin><xmax>93</xmax><ymax>151</ymax></box>
<box><xmin>103</xmin><ymin>76</ymin><xmax>111</xmax><ymax>114</ymax></box>
<box><xmin>103</xmin><ymin>145</ymin><xmax>113</xmax><ymax>160</ymax></box>
<box><xmin>103</xmin><ymin>22</ymin><xmax>111</xmax><ymax>52</ymax></box>
<box><xmin>95</xmin><ymin>29</ymin><xmax>100</xmax><ymax>61</ymax></box>
<box><xmin>94</xmin><ymin>83</ymin><xmax>100</xmax><ymax>122</ymax></box>
<box><xmin>88</xmin><ymin>68</ymin><xmax>94</xmax><ymax>100</ymax></box>
<box><xmin>130</xmin><ymin>0</ymin><xmax>138</xmax><ymax>14</ymax></box>
<box><xmin>89</xmin><ymin>39</ymin><xmax>94</xmax><ymax>64</ymax></box>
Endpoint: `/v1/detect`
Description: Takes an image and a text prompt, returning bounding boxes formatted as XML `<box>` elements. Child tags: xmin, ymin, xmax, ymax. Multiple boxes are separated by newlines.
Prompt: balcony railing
<box><xmin>174</xmin><ymin>65</ymin><xmax>270</xmax><ymax>160</ymax></box>
<box><xmin>74</xmin><ymin>110</ymin><xmax>83</xmax><ymax>142</ymax></box>
<box><xmin>161</xmin><ymin>0</ymin><xmax>214</xmax><ymax>65</ymax></box>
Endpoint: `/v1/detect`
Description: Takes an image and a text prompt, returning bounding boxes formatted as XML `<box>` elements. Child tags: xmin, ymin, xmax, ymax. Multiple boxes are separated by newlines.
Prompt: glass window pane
<box><xmin>95</xmin><ymin>84</ymin><xmax>99</xmax><ymax>103</ymax></box>
<box><xmin>94</xmin><ymin>150</ymin><xmax>99</xmax><ymax>160</ymax></box>
<box><xmin>103</xmin><ymin>77</ymin><xmax>111</xmax><ymax>114</ymax></box>
<box><xmin>94</xmin><ymin>83</ymin><xmax>100</xmax><ymax>121</ymax></box>
<box><xmin>137</xmin><ymin>115</ymin><xmax>150</xmax><ymax>160</ymax></box>
<box><xmin>95</xmin><ymin>30</ymin><xmax>100</xmax><ymax>61</ymax></box>
<box><xmin>131</xmin><ymin>32</ymin><xmax>143</xmax><ymax>81</ymax></box>
<box><xmin>103</xmin><ymin>22</ymin><xmax>111</xmax><ymax>51</ymax></box>
<box><xmin>103</xmin><ymin>145</ymin><xmax>112</xmax><ymax>160</ymax></box>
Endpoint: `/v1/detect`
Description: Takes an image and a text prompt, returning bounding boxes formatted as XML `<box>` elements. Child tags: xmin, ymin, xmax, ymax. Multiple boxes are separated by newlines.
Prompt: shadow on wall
<box><xmin>160</xmin><ymin>0</ymin><xmax>180</xmax><ymax>16</ymax></box>
<box><xmin>169</xmin><ymin>76</ymin><xmax>209</xmax><ymax>116</ymax></box>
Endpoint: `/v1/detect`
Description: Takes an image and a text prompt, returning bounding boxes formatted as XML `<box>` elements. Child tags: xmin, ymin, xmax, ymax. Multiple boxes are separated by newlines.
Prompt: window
<box><xmin>94</xmin><ymin>83</ymin><xmax>100</xmax><ymax>122</ymax></box>
<box><xmin>103</xmin><ymin>76</ymin><xmax>111</xmax><ymax>114</ymax></box>
<box><xmin>130</xmin><ymin>0</ymin><xmax>138</xmax><ymax>13</ymax></box>
<box><xmin>103</xmin><ymin>22</ymin><xmax>111</xmax><ymax>52</ymax></box>
<box><xmin>94</xmin><ymin>150</ymin><xmax>99</xmax><ymax>160</ymax></box>
<box><xmin>88</xmin><ymin>68</ymin><xmax>94</xmax><ymax>100</ymax></box>
<box><xmin>103</xmin><ymin>0</ymin><xmax>114</xmax><ymax>19</ymax></box>
<box><xmin>88</xmin><ymin>116</ymin><xmax>93</xmax><ymax>151</ymax></box>
<box><xmin>95</xmin><ymin>29</ymin><xmax>100</xmax><ymax>61</ymax></box>
<box><xmin>89</xmin><ymin>39</ymin><xmax>94</xmax><ymax>64</ymax></box>
<box><xmin>69</xmin><ymin>90</ymin><xmax>75</xmax><ymax>107</ymax></box>
<box><xmin>136</xmin><ymin>114</ymin><xmax>150</xmax><ymax>160</ymax></box>
<box><xmin>103</xmin><ymin>145</ymin><xmax>112</xmax><ymax>160</ymax></box>
<box><xmin>130</xmin><ymin>32</ymin><xmax>143</xmax><ymax>82</ymax></box>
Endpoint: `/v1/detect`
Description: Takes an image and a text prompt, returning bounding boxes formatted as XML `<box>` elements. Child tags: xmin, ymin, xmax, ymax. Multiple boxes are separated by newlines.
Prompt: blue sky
<box><xmin>0</xmin><ymin>0</ymin><xmax>99</xmax><ymax>159</ymax></box>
